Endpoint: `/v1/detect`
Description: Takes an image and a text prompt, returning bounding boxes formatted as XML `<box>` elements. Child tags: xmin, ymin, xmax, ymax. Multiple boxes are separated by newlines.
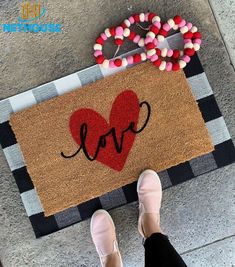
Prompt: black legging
<box><xmin>144</xmin><ymin>233</ymin><xmax>187</xmax><ymax>267</ymax></box>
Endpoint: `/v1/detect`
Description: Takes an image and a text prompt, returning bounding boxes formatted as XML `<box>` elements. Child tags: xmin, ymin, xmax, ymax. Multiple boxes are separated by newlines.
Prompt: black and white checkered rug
<box><xmin>0</xmin><ymin>33</ymin><xmax>234</xmax><ymax>238</ymax></box>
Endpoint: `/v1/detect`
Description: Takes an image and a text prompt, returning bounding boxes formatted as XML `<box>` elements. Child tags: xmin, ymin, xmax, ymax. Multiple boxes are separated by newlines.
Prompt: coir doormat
<box><xmin>10</xmin><ymin>61</ymin><xmax>213</xmax><ymax>216</ymax></box>
<box><xmin>0</xmin><ymin>33</ymin><xmax>235</xmax><ymax>237</ymax></box>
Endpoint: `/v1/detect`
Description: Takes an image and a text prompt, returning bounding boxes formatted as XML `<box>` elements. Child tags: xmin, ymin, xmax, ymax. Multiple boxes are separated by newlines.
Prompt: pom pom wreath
<box><xmin>93</xmin><ymin>13</ymin><xmax>201</xmax><ymax>70</ymax></box>
<box><xmin>144</xmin><ymin>15</ymin><xmax>201</xmax><ymax>71</ymax></box>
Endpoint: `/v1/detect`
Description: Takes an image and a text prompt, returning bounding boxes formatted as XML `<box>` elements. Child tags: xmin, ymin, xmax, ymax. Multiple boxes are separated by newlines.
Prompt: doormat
<box><xmin>10</xmin><ymin>61</ymin><xmax>213</xmax><ymax>217</ymax></box>
<box><xmin>0</xmin><ymin>33</ymin><xmax>234</xmax><ymax>237</ymax></box>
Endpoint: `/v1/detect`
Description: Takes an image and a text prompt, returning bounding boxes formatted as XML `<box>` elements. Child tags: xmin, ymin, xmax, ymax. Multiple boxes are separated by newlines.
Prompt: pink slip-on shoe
<box><xmin>137</xmin><ymin>169</ymin><xmax>162</xmax><ymax>238</ymax></box>
<box><xmin>90</xmin><ymin>209</ymin><xmax>123</xmax><ymax>267</ymax></box>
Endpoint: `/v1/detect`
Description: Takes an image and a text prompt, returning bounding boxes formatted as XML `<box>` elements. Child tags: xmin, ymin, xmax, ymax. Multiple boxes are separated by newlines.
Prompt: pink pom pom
<box><xmin>178</xmin><ymin>19</ymin><xmax>186</xmax><ymax>27</ymax></box>
<box><xmin>127</xmin><ymin>55</ymin><xmax>134</xmax><ymax>64</ymax></box>
<box><xmin>94</xmin><ymin>50</ymin><xmax>102</xmax><ymax>57</ymax></box>
<box><xmin>163</xmin><ymin>23</ymin><xmax>170</xmax><ymax>31</ymax></box>
<box><xmin>182</xmin><ymin>55</ymin><xmax>191</xmax><ymax>63</ymax></box>
<box><xmin>101</xmin><ymin>33</ymin><xmax>107</xmax><ymax>40</ymax></box>
<box><xmin>186</xmin><ymin>22</ymin><xmax>192</xmax><ymax>30</ymax></box>
<box><xmin>167</xmin><ymin>49</ymin><xmax>173</xmax><ymax>57</ymax></box>
<box><xmin>145</xmin><ymin>36</ymin><xmax>153</xmax><ymax>44</ymax></box>
<box><xmin>193</xmin><ymin>38</ymin><xmax>202</xmax><ymax>45</ymax></box>
<box><xmin>109</xmin><ymin>60</ymin><xmax>115</xmax><ymax>68</ymax></box>
<box><xmin>184</xmin><ymin>39</ymin><xmax>192</xmax><ymax>44</ymax></box>
<box><xmin>153</xmin><ymin>38</ymin><xmax>158</xmax><ymax>46</ymax></box>
<box><xmin>115</xmin><ymin>26</ymin><xmax>123</xmax><ymax>36</ymax></box>
<box><xmin>145</xmin><ymin>13</ymin><xmax>149</xmax><ymax>21</ymax></box>
<box><xmin>150</xmin><ymin>54</ymin><xmax>158</xmax><ymax>62</ymax></box>
<box><xmin>166</xmin><ymin>62</ymin><xmax>173</xmax><ymax>71</ymax></box>
<box><xmin>133</xmin><ymin>35</ymin><xmax>141</xmax><ymax>43</ymax></box>
<box><xmin>129</xmin><ymin>16</ymin><xmax>134</xmax><ymax>24</ymax></box>
<box><xmin>153</xmin><ymin>21</ymin><xmax>161</xmax><ymax>29</ymax></box>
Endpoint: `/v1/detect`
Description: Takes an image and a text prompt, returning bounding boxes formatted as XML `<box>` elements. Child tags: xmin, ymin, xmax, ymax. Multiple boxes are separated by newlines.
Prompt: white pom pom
<box><xmin>123</xmin><ymin>28</ymin><xmax>130</xmax><ymax>37</ymax></box>
<box><xmin>194</xmin><ymin>43</ymin><xmax>200</xmax><ymax>51</ymax></box>
<box><xmin>152</xmin><ymin>16</ymin><xmax>161</xmax><ymax>23</ymax></box>
<box><xmin>157</xmin><ymin>35</ymin><xmax>165</xmax><ymax>42</ymax></box>
<box><xmin>122</xmin><ymin>58</ymin><xmax>128</xmax><ymax>67</ymax></box>
<box><xmin>161</xmin><ymin>47</ymin><xmax>168</xmax><ymax>57</ymax></box>
<box><xmin>184</xmin><ymin>43</ymin><xmax>194</xmax><ymax>49</ymax></box>
<box><xmin>179</xmin><ymin>60</ymin><xmax>186</xmax><ymax>69</ymax></box>
<box><xmin>146</xmin><ymin>31</ymin><xmax>155</xmax><ymax>39</ymax></box>
<box><xmin>159</xmin><ymin>61</ymin><xmax>166</xmax><ymax>71</ymax></box>
<box><xmin>104</xmin><ymin>28</ymin><xmax>111</xmax><ymax>37</ymax></box>
<box><xmin>115</xmin><ymin>35</ymin><xmax>123</xmax><ymax>40</ymax></box>
<box><xmin>140</xmin><ymin>52</ymin><xmax>147</xmax><ymax>61</ymax></box>
<box><xmin>139</xmin><ymin>13</ymin><xmax>145</xmax><ymax>22</ymax></box>
<box><xmin>124</xmin><ymin>19</ymin><xmax>131</xmax><ymax>27</ymax></box>
<box><xmin>180</xmin><ymin>26</ymin><xmax>189</xmax><ymax>34</ymax></box>
<box><xmin>191</xmin><ymin>26</ymin><xmax>198</xmax><ymax>33</ymax></box>
<box><xmin>147</xmin><ymin>49</ymin><xmax>156</xmax><ymax>57</ymax></box>
<box><xmin>167</xmin><ymin>19</ymin><xmax>175</xmax><ymax>28</ymax></box>
<box><xmin>138</xmin><ymin>38</ymin><xmax>145</xmax><ymax>47</ymax></box>
<box><xmin>94</xmin><ymin>44</ymin><xmax>102</xmax><ymax>50</ymax></box>
<box><xmin>173</xmin><ymin>24</ymin><xmax>178</xmax><ymax>30</ymax></box>
<box><xmin>102</xmin><ymin>59</ymin><xmax>109</xmax><ymax>68</ymax></box>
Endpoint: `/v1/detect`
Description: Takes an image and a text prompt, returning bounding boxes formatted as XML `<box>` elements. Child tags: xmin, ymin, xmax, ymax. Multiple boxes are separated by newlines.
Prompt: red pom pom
<box><xmin>153</xmin><ymin>59</ymin><xmax>161</xmax><ymax>67</ymax></box>
<box><xmin>96</xmin><ymin>36</ymin><xmax>104</xmax><ymax>45</ymax></box>
<box><xmin>150</xmin><ymin>25</ymin><xmax>159</xmax><ymax>34</ymax></box>
<box><xmin>114</xmin><ymin>58</ymin><xmax>122</xmax><ymax>67</ymax></box>
<box><xmin>96</xmin><ymin>55</ymin><xmax>105</xmax><ymax>64</ymax></box>
<box><xmin>110</xmin><ymin>27</ymin><xmax>116</xmax><ymax>36</ymax></box>
<box><xmin>184</xmin><ymin>48</ymin><xmax>195</xmax><ymax>56</ymax></box>
<box><xmin>148</xmin><ymin>12</ymin><xmax>156</xmax><ymax>21</ymax></box>
<box><xmin>183</xmin><ymin>32</ymin><xmax>193</xmax><ymax>39</ymax></box>
<box><xmin>173</xmin><ymin>15</ymin><xmax>182</xmax><ymax>24</ymax></box>
<box><xmin>172</xmin><ymin>49</ymin><xmax>180</xmax><ymax>59</ymax></box>
<box><xmin>133</xmin><ymin>14</ymin><xmax>140</xmax><ymax>22</ymax></box>
<box><xmin>145</xmin><ymin>43</ymin><xmax>155</xmax><ymax>50</ymax></box>
<box><xmin>155</xmin><ymin>48</ymin><xmax>161</xmax><ymax>56</ymax></box>
<box><xmin>159</xmin><ymin>29</ymin><xmax>167</xmax><ymax>37</ymax></box>
<box><xmin>115</xmin><ymin>39</ymin><xmax>123</xmax><ymax>46</ymax></box>
<box><xmin>172</xmin><ymin>62</ymin><xmax>180</xmax><ymax>71</ymax></box>
<box><xmin>128</xmin><ymin>31</ymin><xmax>136</xmax><ymax>40</ymax></box>
<box><xmin>133</xmin><ymin>54</ymin><xmax>141</xmax><ymax>63</ymax></box>
<box><xmin>193</xmin><ymin>32</ymin><xmax>201</xmax><ymax>39</ymax></box>
<box><xmin>121</xmin><ymin>22</ymin><xmax>127</xmax><ymax>29</ymax></box>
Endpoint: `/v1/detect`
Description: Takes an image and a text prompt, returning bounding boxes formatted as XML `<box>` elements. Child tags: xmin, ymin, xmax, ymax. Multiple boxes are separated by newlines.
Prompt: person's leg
<box><xmin>137</xmin><ymin>169</ymin><xmax>187</xmax><ymax>267</ymax></box>
<box><xmin>90</xmin><ymin>210</ymin><xmax>123</xmax><ymax>267</ymax></box>
<box><xmin>144</xmin><ymin>233</ymin><xmax>187</xmax><ymax>267</ymax></box>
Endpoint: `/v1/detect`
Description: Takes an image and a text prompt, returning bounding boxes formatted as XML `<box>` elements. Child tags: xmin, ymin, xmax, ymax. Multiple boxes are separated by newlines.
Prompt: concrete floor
<box><xmin>0</xmin><ymin>0</ymin><xmax>235</xmax><ymax>266</ymax></box>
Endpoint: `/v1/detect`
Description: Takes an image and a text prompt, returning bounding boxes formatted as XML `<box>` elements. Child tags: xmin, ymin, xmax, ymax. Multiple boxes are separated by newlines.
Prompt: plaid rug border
<box><xmin>0</xmin><ymin>33</ymin><xmax>234</xmax><ymax>237</ymax></box>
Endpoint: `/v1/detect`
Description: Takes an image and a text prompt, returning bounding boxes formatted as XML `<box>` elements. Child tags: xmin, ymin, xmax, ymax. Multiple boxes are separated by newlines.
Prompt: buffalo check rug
<box><xmin>0</xmin><ymin>33</ymin><xmax>235</xmax><ymax>237</ymax></box>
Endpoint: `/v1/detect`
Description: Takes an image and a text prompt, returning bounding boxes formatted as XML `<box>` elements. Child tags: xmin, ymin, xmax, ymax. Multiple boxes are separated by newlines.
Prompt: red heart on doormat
<box><xmin>69</xmin><ymin>90</ymin><xmax>140</xmax><ymax>171</ymax></box>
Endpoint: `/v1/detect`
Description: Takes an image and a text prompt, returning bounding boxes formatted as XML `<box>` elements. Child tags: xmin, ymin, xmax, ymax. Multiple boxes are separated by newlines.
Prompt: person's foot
<box><xmin>90</xmin><ymin>210</ymin><xmax>123</xmax><ymax>267</ymax></box>
<box><xmin>137</xmin><ymin>169</ymin><xmax>163</xmax><ymax>238</ymax></box>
